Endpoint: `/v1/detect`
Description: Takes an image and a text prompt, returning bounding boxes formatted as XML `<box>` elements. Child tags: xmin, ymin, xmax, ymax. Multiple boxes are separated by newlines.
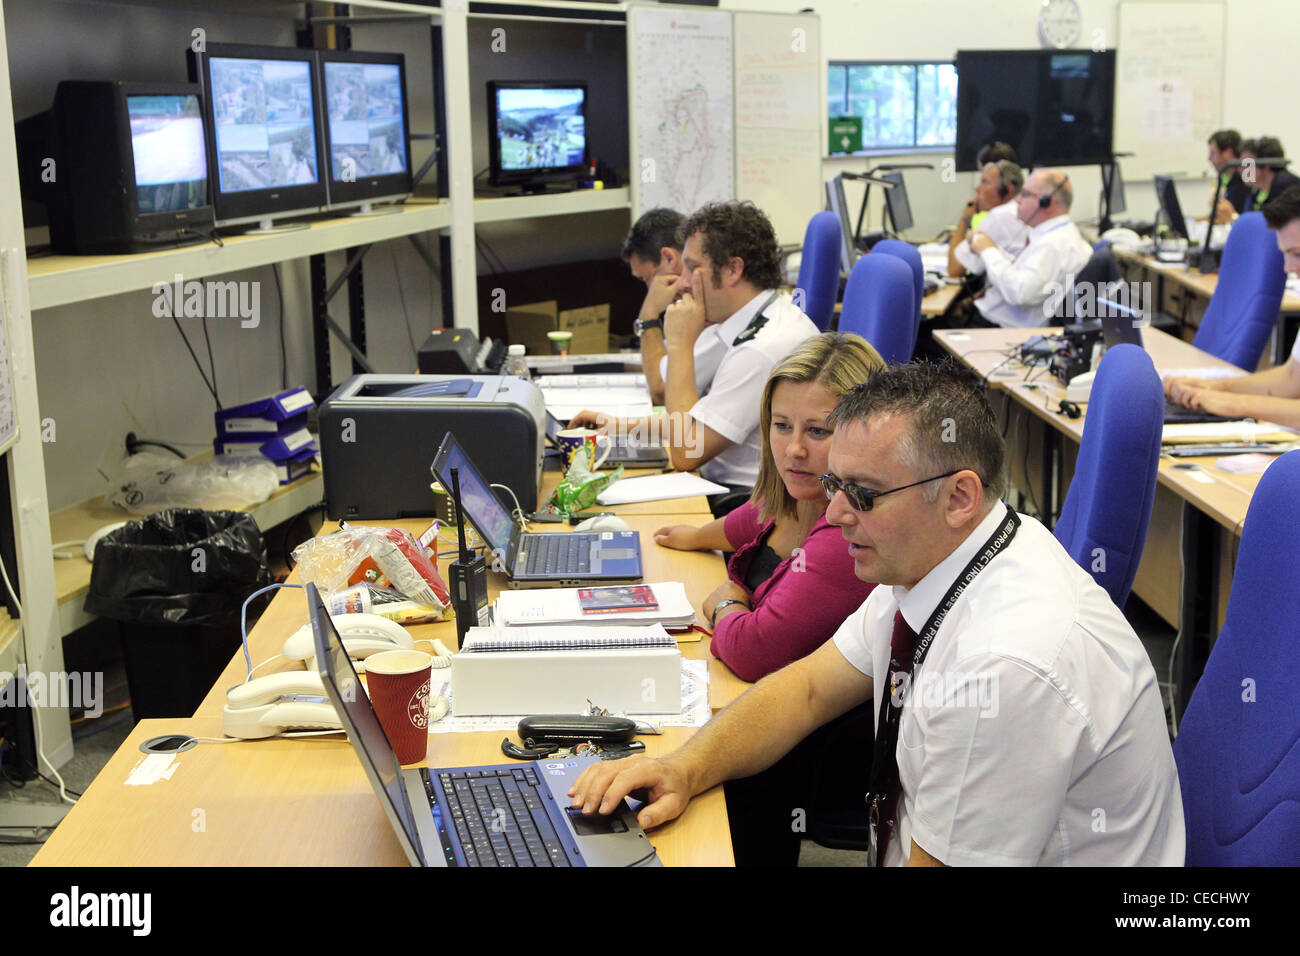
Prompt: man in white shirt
<box><xmin>967</xmin><ymin>168</ymin><xmax>1094</xmax><ymax>328</ymax></box>
<box><xmin>1166</xmin><ymin>185</ymin><xmax>1300</xmax><ymax>430</ymax></box>
<box><xmin>574</xmin><ymin>201</ymin><xmax>818</xmax><ymax>495</ymax></box>
<box><xmin>568</xmin><ymin>362</ymin><xmax>1185</xmax><ymax>866</ymax></box>
<box><xmin>622</xmin><ymin>208</ymin><xmax>723</xmax><ymax>404</ymax></box>
<box><xmin>947</xmin><ymin>160</ymin><xmax>1029</xmax><ymax>277</ymax></box>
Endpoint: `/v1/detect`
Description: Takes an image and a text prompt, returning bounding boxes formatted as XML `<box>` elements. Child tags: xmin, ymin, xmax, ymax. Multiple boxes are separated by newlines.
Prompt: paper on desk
<box><xmin>597</xmin><ymin>472</ymin><xmax>729</xmax><ymax>505</ymax></box>
<box><xmin>1163</xmin><ymin>421</ymin><xmax>1294</xmax><ymax>443</ymax></box>
<box><xmin>495</xmin><ymin>581</ymin><xmax>698</xmax><ymax>633</ymax></box>
<box><xmin>1160</xmin><ymin>366</ymin><xmax>1247</xmax><ymax>381</ymax></box>
<box><xmin>536</xmin><ymin>373</ymin><xmax>646</xmax><ymax>389</ymax></box>
<box><xmin>1215</xmin><ymin>453</ymin><xmax>1279</xmax><ymax>474</ymax></box>
<box><xmin>124</xmin><ymin>752</ymin><xmax>179</xmax><ymax>786</ymax></box>
<box><xmin>427</xmin><ymin>658</ymin><xmax>710</xmax><ymax>733</ymax></box>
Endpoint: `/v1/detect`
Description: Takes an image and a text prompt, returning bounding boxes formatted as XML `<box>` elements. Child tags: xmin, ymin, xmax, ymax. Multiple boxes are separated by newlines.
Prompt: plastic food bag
<box><xmin>292</xmin><ymin>524</ymin><xmax>451</xmax><ymax>620</ymax></box>
<box><xmin>105</xmin><ymin>452</ymin><xmax>279</xmax><ymax>514</ymax></box>
<box><xmin>322</xmin><ymin>583</ymin><xmax>444</xmax><ymax>625</ymax></box>
<box><xmin>548</xmin><ymin>453</ymin><xmax>624</xmax><ymax>516</ymax></box>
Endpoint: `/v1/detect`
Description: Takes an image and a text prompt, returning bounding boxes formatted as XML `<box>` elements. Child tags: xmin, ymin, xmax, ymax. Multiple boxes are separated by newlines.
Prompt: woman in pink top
<box><xmin>656</xmin><ymin>332</ymin><xmax>885</xmax><ymax>681</ymax></box>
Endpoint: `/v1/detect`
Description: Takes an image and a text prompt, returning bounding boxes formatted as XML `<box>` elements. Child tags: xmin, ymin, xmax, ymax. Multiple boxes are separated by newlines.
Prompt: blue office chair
<box><xmin>794</xmin><ymin>211</ymin><xmax>842</xmax><ymax>332</ymax></box>
<box><xmin>871</xmin><ymin>239</ymin><xmax>924</xmax><ymax>325</ymax></box>
<box><xmin>1191</xmin><ymin>212</ymin><xmax>1285</xmax><ymax>370</ymax></box>
<box><xmin>839</xmin><ymin>252</ymin><xmax>916</xmax><ymax>364</ymax></box>
<box><xmin>1053</xmin><ymin>344</ymin><xmax>1163</xmax><ymax>607</ymax></box>
<box><xmin>1173</xmin><ymin>450</ymin><xmax>1300</xmax><ymax>865</ymax></box>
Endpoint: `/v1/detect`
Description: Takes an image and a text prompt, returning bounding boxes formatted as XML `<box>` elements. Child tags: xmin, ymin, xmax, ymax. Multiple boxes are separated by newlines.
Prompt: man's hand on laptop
<box><xmin>567</xmin><ymin>410</ymin><xmax>615</xmax><ymax>434</ymax></box>
<box><xmin>1176</xmin><ymin>385</ymin><xmax>1246</xmax><ymax>418</ymax></box>
<box><xmin>642</xmin><ymin>273</ymin><xmax>682</xmax><ymax>320</ymax></box>
<box><xmin>1164</xmin><ymin>376</ymin><xmax>1215</xmax><ymax>406</ymax></box>
<box><xmin>568</xmin><ymin>754</ymin><xmax>693</xmax><ymax>830</ymax></box>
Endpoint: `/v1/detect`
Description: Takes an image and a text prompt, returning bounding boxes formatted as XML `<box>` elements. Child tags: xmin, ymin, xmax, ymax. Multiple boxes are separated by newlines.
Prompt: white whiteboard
<box><xmin>733</xmin><ymin>11</ymin><xmax>822</xmax><ymax>246</ymax></box>
<box><xmin>629</xmin><ymin>6</ymin><xmax>734</xmax><ymax>217</ymax></box>
<box><xmin>1114</xmin><ymin>0</ymin><xmax>1225</xmax><ymax>182</ymax></box>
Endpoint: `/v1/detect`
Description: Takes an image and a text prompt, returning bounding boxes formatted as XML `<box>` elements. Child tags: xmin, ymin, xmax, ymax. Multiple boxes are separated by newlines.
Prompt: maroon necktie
<box><xmin>875</xmin><ymin>609</ymin><xmax>918</xmax><ymax>864</ymax></box>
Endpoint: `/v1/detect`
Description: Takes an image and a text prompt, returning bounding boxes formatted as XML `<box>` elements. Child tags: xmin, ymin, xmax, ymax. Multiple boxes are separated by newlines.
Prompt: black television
<box><xmin>954</xmin><ymin>50</ymin><xmax>1115</xmax><ymax>172</ymax></box>
<box><xmin>188</xmin><ymin>43</ymin><xmax>327</xmax><ymax>231</ymax></box>
<box><xmin>39</xmin><ymin>81</ymin><xmax>214</xmax><ymax>254</ymax></box>
<box><xmin>319</xmin><ymin>49</ymin><xmax>413</xmax><ymax>214</ymax></box>
<box><xmin>487</xmin><ymin>81</ymin><xmax>587</xmax><ymax>192</ymax></box>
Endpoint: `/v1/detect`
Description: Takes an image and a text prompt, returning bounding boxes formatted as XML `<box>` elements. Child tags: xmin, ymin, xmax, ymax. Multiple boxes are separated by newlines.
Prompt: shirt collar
<box><xmin>892</xmin><ymin>503</ymin><xmax>1010</xmax><ymax>633</ymax></box>
<box><xmin>1028</xmin><ymin>214</ymin><xmax>1072</xmax><ymax>242</ymax></box>
<box><xmin>712</xmin><ymin>290</ymin><xmax>773</xmax><ymax>343</ymax></box>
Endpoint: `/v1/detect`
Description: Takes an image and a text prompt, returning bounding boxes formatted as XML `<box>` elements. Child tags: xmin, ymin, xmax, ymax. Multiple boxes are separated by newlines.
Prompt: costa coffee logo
<box><xmin>408</xmin><ymin>679</ymin><xmax>431</xmax><ymax>729</ymax></box>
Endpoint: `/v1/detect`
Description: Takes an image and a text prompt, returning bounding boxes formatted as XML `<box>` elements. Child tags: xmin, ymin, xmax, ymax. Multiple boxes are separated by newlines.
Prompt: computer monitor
<box><xmin>38</xmin><ymin>81</ymin><xmax>214</xmax><ymax>254</ymax></box>
<box><xmin>487</xmin><ymin>81</ymin><xmax>587</xmax><ymax>192</ymax></box>
<box><xmin>188</xmin><ymin>43</ymin><xmax>328</xmax><ymax>231</ymax></box>
<box><xmin>319</xmin><ymin>49</ymin><xmax>413</xmax><ymax>214</ymax></box>
<box><xmin>1105</xmin><ymin>161</ymin><xmax>1127</xmax><ymax>216</ymax></box>
<box><xmin>881</xmin><ymin>170</ymin><xmax>914</xmax><ymax>234</ymax></box>
<box><xmin>825</xmin><ymin>174</ymin><xmax>857</xmax><ymax>275</ymax></box>
<box><xmin>1154</xmin><ymin>174</ymin><xmax>1188</xmax><ymax>239</ymax></box>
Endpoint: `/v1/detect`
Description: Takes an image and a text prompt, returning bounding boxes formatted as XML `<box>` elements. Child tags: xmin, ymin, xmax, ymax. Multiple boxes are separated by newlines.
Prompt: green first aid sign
<box><xmin>829</xmin><ymin>115</ymin><xmax>862</xmax><ymax>154</ymax></box>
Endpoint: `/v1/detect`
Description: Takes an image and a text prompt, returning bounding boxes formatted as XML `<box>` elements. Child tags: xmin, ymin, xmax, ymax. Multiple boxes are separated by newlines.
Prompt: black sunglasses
<box><xmin>819</xmin><ymin>471</ymin><xmax>962</xmax><ymax>512</ymax></box>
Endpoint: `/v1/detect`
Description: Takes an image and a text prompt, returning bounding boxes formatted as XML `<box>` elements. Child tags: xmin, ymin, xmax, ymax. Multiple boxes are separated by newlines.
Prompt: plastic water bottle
<box><xmin>502</xmin><ymin>343</ymin><xmax>531</xmax><ymax>380</ymax></box>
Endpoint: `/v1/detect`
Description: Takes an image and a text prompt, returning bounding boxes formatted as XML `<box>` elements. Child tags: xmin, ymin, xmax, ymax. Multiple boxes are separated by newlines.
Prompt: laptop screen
<box><xmin>308</xmin><ymin>584</ymin><xmax>425</xmax><ymax>866</ymax></box>
<box><xmin>432</xmin><ymin>434</ymin><xmax>517</xmax><ymax>554</ymax></box>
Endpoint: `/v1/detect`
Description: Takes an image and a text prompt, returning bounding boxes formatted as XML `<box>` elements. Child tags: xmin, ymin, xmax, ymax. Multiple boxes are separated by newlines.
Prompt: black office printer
<box><xmin>318</xmin><ymin>374</ymin><xmax>546</xmax><ymax>519</ymax></box>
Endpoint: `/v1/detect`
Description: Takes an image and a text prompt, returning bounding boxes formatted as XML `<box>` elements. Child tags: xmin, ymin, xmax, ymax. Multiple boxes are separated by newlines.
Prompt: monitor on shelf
<box><xmin>188</xmin><ymin>43</ymin><xmax>327</xmax><ymax>232</ymax></box>
<box><xmin>487</xmin><ymin>81</ymin><xmax>587</xmax><ymax>193</ymax></box>
<box><xmin>954</xmin><ymin>49</ymin><xmax>1115</xmax><ymax>172</ymax></box>
<box><xmin>1154</xmin><ymin>175</ymin><xmax>1188</xmax><ymax>239</ymax></box>
<box><xmin>319</xmin><ymin>49</ymin><xmax>413</xmax><ymax>215</ymax></box>
<box><xmin>881</xmin><ymin>170</ymin><xmax>914</xmax><ymax>234</ymax></box>
<box><xmin>825</xmin><ymin>173</ymin><xmax>857</xmax><ymax>276</ymax></box>
<box><xmin>38</xmin><ymin>81</ymin><xmax>214</xmax><ymax>254</ymax></box>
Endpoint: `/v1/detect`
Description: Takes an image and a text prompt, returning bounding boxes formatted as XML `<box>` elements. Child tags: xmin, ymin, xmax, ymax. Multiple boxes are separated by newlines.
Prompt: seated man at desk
<box><xmin>1166</xmin><ymin>186</ymin><xmax>1300</xmax><ymax>430</ymax></box>
<box><xmin>570</xmin><ymin>361</ymin><xmax>1186</xmax><ymax>866</ymax></box>
<box><xmin>1208</xmin><ymin>128</ymin><xmax>1251</xmax><ymax>223</ymax></box>
<box><xmin>573</xmin><ymin>201</ymin><xmax>819</xmax><ymax>504</ymax></box>
<box><xmin>1244</xmin><ymin>137</ymin><xmax>1300</xmax><ymax>213</ymax></box>
<box><xmin>622</xmin><ymin>207</ymin><xmax>698</xmax><ymax>405</ymax></box>
<box><xmin>946</xmin><ymin>160</ymin><xmax>1029</xmax><ymax>278</ymax></box>
<box><xmin>962</xmin><ymin>168</ymin><xmax>1093</xmax><ymax>328</ymax></box>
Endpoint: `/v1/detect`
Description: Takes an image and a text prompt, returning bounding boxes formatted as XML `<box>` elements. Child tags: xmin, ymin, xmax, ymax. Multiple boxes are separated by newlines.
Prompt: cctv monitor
<box><xmin>189</xmin><ymin>43</ymin><xmax>327</xmax><ymax>232</ymax></box>
<box><xmin>1154</xmin><ymin>174</ymin><xmax>1188</xmax><ymax>239</ymax></box>
<box><xmin>319</xmin><ymin>49</ymin><xmax>413</xmax><ymax>214</ymax></box>
<box><xmin>881</xmin><ymin>170</ymin><xmax>914</xmax><ymax>233</ymax></box>
<box><xmin>41</xmin><ymin>81</ymin><xmax>214</xmax><ymax>254</ymax></box>
<box><xmin>487</xmin><ymin>81</ymin><xmax>587</xmax><ymax>192</ymax></box>
<box><xmin>825</xmin><ymin>174</ymin><xmax>857</xmax><ymax>275</ymax></box>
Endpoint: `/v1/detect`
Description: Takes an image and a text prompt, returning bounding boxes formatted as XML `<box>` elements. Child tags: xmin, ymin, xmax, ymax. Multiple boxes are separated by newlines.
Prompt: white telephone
<box><xmin>222</xmin><ymin>613</ymin><xmax>454</xmax><ymax>739</ymax></box>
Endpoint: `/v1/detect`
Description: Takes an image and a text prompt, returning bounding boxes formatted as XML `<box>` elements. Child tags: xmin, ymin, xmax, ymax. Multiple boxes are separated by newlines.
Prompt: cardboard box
<box><xmin>505</xmin><ymin>299</ymin><xmax>609</xmax><ymax>355</ymax></box>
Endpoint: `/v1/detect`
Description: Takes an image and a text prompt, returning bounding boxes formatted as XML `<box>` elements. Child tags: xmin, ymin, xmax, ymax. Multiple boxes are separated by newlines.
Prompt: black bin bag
<box><xmin>85</xmin><ymin>508</ymin><xmax>271</xmax><ymax>718</ymax></box>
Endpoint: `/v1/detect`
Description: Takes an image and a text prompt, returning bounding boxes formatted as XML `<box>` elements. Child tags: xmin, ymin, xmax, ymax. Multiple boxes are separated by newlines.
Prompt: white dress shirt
<box><xmin>658</xmin><ymin>335</ymin><xmax>726</xmax><ymax>397</ymax></box>
<box><xmin>832</xmin><ymin>505</ymin><xmax>1185</xmax><ymax>866</ymax></box>
<box><xmin>975</xmin><ymin>214</ymin><xmax>1093</xmax><ymax>329</ymax></box>
<box><xmin>687</xmin><ymin>291</ymin><xmax>818</xmax><ymax>488</ymax></box>
<box><xmin>953</xmin><ymin>200</ymin><xmax>1030</xmax><ymax>275</ymax></box>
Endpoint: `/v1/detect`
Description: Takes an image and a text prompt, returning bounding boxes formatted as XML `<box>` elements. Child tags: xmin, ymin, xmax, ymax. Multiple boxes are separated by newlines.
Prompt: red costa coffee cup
<box><xmin>363</xmin><ymin>649</ymin><xmax>433</xmax><ymax>765</ymax></box>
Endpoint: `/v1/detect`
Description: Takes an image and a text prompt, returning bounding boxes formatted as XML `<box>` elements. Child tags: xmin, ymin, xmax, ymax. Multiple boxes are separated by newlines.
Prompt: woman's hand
<box><xmin>703</xmin><ymin>580</ymin><xmax>751</xmax><ymax>627</ymax></box>
<box><xmin>654</xmin><ymin>524</ymin><xmax>701</xmax><ymax>551</ymax></box>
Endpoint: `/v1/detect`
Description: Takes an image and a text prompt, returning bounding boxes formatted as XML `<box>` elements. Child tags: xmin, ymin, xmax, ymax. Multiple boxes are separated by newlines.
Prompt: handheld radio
<box><xmin>448</xmin><ymin>467</ymin><xmax>490</xmax><ymax>645</ymax></box>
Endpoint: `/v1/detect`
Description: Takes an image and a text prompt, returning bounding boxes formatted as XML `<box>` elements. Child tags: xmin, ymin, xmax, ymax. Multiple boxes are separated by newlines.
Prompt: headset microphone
<box><xmin>1039</xmin><ymin>176</ymin><xmax>1069</xmax><ymax>209</ymax></box>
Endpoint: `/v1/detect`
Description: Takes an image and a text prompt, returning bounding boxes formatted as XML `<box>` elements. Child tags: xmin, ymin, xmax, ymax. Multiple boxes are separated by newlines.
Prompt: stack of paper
<box><xmin>495</xmin><ymin>581</ymin><xmax>697</xmax><ymax>629</ymax></box>
<box><xmin>1163</xmin><ymin>421</ymin><xmax>1296</xmax><ymax>444</ymax></box>
<box><xmin>597</xmin><ymin>472</ymin><xmax>729</xmax><ymax>505</ymax></box>
<box><xmin>537</xmin><ymin>373</ymin><xmax>655</xmax><ymax>421</ymax></box>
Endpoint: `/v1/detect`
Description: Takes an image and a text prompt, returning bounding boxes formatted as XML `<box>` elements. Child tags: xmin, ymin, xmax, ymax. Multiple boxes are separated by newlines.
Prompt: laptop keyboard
<box><xmin>521</xmin><ymin>533</ymin><xmax>596</xmax><ymax>575</ymax></box>
<box><xmin>429</xmin><ymin>766</ymin><xmax>572</xmax><ymax>867</ymax></box>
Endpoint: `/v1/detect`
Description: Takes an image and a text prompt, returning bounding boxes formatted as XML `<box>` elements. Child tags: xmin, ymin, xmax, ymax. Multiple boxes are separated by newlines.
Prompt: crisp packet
<box><xmin>549</xmin><ymin>453</ymin><xmax>624</xmax><ymax>516</ymax></box>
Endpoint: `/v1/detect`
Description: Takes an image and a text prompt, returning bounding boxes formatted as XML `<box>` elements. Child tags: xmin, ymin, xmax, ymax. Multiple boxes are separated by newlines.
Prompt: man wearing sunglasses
<box><xmin>568</xmin><ymin>362</ymin><xmax>1184</xmax><ymax>866</ymax></box>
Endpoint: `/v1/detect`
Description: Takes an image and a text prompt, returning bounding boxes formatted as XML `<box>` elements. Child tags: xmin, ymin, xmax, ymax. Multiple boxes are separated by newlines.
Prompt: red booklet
<box><xmin>577</xmin><ymin>585</ymin><xmax>660</xmax><ymax>615</ymax></box>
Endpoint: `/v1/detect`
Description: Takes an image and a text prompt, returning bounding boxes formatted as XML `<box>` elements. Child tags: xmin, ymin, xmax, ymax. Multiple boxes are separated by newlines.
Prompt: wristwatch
<box><xmin>710</xmin><ymin>598</ymin><xmax>750</xmax><ymax>627</ymax></box>
<box><xmin>634</xmin><ymin>316</ymin><xmax>664</xmax><ymax>337</ymax></box>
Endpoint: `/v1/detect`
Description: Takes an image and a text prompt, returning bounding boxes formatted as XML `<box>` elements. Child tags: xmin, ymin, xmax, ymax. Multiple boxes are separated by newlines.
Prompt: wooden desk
<box><xmin>28</xmin><ymin>718</ymin><xmax>732</xmax><ymax>867</ymax></box>
<box><xmin>195</xmin><ymin>512</ymin><xmax>752</xmax><ymax>718</ymax></box>
<box><xmin>935</xmin><ymin>326</ymin><xmax>1272</xmax><ymax>715</ymax></box>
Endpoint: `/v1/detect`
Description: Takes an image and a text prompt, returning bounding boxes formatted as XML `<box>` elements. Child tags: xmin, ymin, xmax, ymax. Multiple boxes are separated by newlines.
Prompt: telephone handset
<box><xmin>281</xmin><ymin>612</ymin><xmax>413</xmax><ymax>666</ymax></box>
<box><xmin>222</xmin><ymin>671</ymin><xmax>342</xmax><ymax>739</ymax></box>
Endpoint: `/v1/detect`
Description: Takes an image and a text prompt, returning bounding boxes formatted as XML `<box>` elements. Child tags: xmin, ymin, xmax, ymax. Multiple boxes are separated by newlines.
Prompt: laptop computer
<box><xmin>1098</xmin><ymin>297</ymin><xmax>1235</xmax><ymax>425</ymax></box>
<box><xmin>431</xmin><ymin>431</ymin><xmax>643</xmax><ymax>588</ymax></box>
<box><xmin>307</xmin><ymin>584</ymin><xmax>660</xmax><ymax>867</ymax></box>
<box><xmin>544</xmin><ymin>409</ymin><xmax>668</xmax><ymax>468</ymax></box>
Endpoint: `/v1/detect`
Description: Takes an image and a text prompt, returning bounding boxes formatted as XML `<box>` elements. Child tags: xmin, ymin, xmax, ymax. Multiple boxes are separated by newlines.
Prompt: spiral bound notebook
<box><xmin>460</xmin><ymin>624</ymin><xmax>677</xmax><ymax>653</ymax></box>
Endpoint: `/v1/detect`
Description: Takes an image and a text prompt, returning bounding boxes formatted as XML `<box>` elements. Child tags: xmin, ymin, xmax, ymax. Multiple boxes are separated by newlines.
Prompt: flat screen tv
<box><xmin>319</xmin><ymin>49</ymin><xmax>413</xmax><ymax>212</ymax></box>
<box><xmin>954</xmin><ymin>50</ymin><xmax>1115</xmax><ymax>172</ymax></box>
<box><xmin>188</xmin><ymin>43</ymin><xmax>328</xmax><ymax>230</ymax></box>
<box><xmin>487</xmin><ymin>81</ymin><xmax>587</xmax><ymax>192</ymax></box>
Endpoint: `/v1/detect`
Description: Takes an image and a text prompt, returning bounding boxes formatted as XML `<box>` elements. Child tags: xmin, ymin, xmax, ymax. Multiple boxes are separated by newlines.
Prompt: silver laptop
<box><xmin>431</xmin><ymin>432</ymin><xmax>643</xmax><ymax>588</ymax></box>
<box><xmin>545</xmin><ymin>408</ymin><xmax>668</xmax><ymax>467</ymax></box>
<box><xmin>308</xmin><ymin>583</ymin><xmax>660</xmax><ymax>867</ymax></box>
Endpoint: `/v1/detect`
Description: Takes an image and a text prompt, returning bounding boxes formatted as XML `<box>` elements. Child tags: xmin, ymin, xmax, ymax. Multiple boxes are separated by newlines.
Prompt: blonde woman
<box><xmin>656</xmin><ymin>332</ymin><xmax>885</xmax><ymax>681</ymax></box>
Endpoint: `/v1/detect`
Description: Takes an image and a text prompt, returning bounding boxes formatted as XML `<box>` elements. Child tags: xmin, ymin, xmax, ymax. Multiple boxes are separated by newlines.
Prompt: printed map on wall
<box><xmin>630</xmin><ymin>6</ymin><xmax>734</xmax><ymax>216</ymax></box>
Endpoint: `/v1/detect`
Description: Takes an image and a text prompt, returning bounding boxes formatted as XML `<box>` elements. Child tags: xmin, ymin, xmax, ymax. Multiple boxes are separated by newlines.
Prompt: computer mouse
<box><xmin>574</xmin><ymin>515</ymin><xmax>632</xmax><ymax>533</ymax></box>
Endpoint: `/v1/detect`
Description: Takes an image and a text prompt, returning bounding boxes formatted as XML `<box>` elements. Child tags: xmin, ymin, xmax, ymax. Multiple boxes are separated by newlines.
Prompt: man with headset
<box><xmin>964</xmin><ymin>168</ymin><xmax>1093</xmax><ymax>329</ymax></box>
<box><xmin>946</xmin><ymin>160</ymin><xmax>1030</xmax><ymax>278</ymax></box>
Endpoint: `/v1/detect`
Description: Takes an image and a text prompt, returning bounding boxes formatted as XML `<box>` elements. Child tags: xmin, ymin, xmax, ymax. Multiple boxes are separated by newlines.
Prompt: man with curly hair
<box><xmin>575</xmin><ymin>202</ymin><xmax>818</xmax><ymax>510</ymax></box>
